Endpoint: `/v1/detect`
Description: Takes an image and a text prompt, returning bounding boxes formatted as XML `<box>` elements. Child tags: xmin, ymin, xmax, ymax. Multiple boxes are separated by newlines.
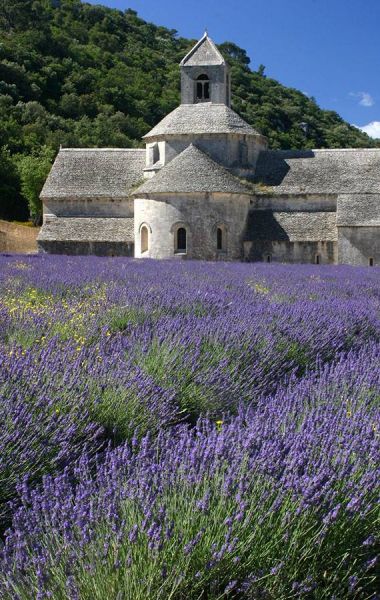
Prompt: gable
<box><xmin>180</xmin><ymin>34</ymin><xmax>225</xmax><ymax>66</ymax></box>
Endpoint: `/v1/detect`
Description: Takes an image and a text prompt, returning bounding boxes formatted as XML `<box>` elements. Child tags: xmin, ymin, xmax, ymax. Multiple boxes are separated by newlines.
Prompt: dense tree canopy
<box><xmin>0</xmin><ymin>0</ymin><xmax>378</xmax><ymax>221</ymax></box>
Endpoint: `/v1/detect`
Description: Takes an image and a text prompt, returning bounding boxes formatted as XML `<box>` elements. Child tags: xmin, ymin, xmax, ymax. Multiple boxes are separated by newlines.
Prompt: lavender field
<box><xmin>0</xmin><ymin>254</ymin><xmax>379</xmax><ymax>599</ymax></box>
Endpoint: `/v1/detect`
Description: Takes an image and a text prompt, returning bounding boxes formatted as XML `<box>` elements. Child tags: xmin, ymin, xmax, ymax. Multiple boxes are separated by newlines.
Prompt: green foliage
<box><xmin>0</xmin><ymin>0</ymin><xmax>378</xmax><ymax>220</ymax></box>
<box><xmin>106</xmin><ymin>306</ymin><xmax>147</xmax><ymax>333</ymax></box>
<box><xmin>0</xmin><ymin>146</ymin><xmax>28</xmax><ymax>220</ymax></box>
<box><xmin>86</xmin><ymin>383</ymin><xmax>158</xmax><ymax>445</ymax></box>
<box><xmin>17</xmin><ymin>146</ymin><xmax>55</xmax><ymax>224</ymax></box>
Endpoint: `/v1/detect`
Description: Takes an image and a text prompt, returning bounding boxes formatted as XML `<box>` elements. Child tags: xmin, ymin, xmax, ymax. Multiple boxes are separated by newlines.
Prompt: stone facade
<box><xmin>38</xmin><ymin>32</ymin><xmax>380</xmax><ymax>265</ymax></box>
<box><xmin>134</xmin><ymin>193</ymin><xmax>250</xmax><ymax>261</ymax></box>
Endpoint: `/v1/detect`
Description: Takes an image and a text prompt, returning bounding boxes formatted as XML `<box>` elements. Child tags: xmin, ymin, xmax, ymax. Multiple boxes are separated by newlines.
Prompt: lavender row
<box><xmin>1</xmin><ymin>344</ymin><xmax>379</xmax><ymax>599</ymax></box>
<box><xmin>0</xmin><ymin>255</ymin><xmax>379</xmax><ymax>597</ymax></box>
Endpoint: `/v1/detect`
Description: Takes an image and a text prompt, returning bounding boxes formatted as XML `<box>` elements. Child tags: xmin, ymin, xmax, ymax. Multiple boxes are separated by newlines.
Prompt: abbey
<box><xmin>39</xmin><ymin>33</ymin><xmax>380</xmax><ymax>265</ymax></box>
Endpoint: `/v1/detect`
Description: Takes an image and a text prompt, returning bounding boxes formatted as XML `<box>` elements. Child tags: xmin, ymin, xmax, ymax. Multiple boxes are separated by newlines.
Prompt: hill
<box><xmin>0</xmin><ymin>0</ymin><xmax>378</xmax><ymax>220</ymax></box>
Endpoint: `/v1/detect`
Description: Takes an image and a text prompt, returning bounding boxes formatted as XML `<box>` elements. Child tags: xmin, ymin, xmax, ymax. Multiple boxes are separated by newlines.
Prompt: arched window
<box><xmin>176</xmin><ymin>227</ymin><xmax>187</xmax><ymax>252</ymax></box>
<box><xmin>196</xmin><ymin>74</ymin><xmax>210</xmax><ymax>101</ymax></box>
<box><xmin>216</xmin><ymin>225</ymin><xmax>227</xmax><ymax>252</ymax></box>
<box><xmin>266</xmin><ymin>254</ymin><xmax>272</xmax><ymax>263</ymax></box>
<box><xmin>140</xmin><ymin>225</ymin><xmax>149</xmax><ymax>253</ymax></box>
<box><xmin>369</xmin><ymin>257</ymin><xmax>374</xmax><ymax>267</ymax></box>
<box><xmin>315</xmin><ymin>254</ymin><xmax>320</xmax><ymax>265</ymax></box>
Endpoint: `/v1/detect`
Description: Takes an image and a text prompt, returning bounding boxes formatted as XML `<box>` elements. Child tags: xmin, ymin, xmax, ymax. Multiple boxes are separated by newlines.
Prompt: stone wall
<box><xmin>250</xmin><ymin>194</ymin><xmax>337</xmax><ymax>212</ymax></box>
<box><xmin>244</xmin><ymin>240</ymin><xmax>337</xmax><ymax>264</ymax></box>
<box><xmin>0</xmin><ymin>220</ymin><xmax>39</xmax><ymax>253</ymax></box>
<box><xmin>134</xmin><ymin>193</ymin><xmax>251</xmax><ymax>260</ymax></box>
<box><xmin>43</xmin><ymin>197</ymin><xmax>134</xmax><ymax>219</ymax></box>
<box><xmin>181</xmin><ymin>65</ymin><xmax>229</xmax><ymax>105</ymax></box>
<box><xmin>338</xmin><ymin>227</ymin><xmax>380</xmax><ymax>266</ymax></box>
<box><xmin>38</xmin><ymin>240</ymin><xmax>134</xmax><ymax>256</ymax></box>
<box><xmin>145</xmin><ymin>134</ymin><xmax>267</xmax><ymax>172</ymax></box>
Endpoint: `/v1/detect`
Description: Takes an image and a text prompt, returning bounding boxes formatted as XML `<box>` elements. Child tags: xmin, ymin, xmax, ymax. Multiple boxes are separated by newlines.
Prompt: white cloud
<box><xmin>355</xmin><ymin>121</ymin><xmax>380</xmax><ymax>139</ymax></box>
<box><xmin>349</xmin><ymin>91</ymin><xmax>375</xmax><ymax>107</ymax></box>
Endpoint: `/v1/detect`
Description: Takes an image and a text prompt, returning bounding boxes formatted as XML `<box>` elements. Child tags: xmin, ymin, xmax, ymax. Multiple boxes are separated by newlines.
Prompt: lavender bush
<box><xmin>0</xmin><ymin>255</ymin><xmax>379</xmax><ymax>598</ymax></box>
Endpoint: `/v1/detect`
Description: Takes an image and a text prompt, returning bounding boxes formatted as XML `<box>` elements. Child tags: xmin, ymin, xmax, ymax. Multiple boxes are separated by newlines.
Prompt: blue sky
<box><xmin>86</xmin><ymin>0</ymin><xmax>380</xmax><ymax>138</ymax></box>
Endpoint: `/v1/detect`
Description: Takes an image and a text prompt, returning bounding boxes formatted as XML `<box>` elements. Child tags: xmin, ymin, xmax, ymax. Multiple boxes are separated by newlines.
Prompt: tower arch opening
<box><xmin>196</xmin><ymin>74</ymin><xmax>210</xmax><ymax>102</ymax></box>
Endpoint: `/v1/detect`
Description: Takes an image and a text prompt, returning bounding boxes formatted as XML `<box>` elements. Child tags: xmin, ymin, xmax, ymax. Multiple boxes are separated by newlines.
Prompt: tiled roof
<box><xmin>38</xmin><ymin>217</ymin><xmax>134</xmax><ymax>242</ymax></box>
<box><xmin>143</xmin><ymin>103</ymin><xmax>260</xmax><ymax>139</ymax></box>
<box><xmin>134</xmin><ymin>144</ymin><xmax>249</xmax><ymax>195</ymax></box>
<box><xmin>40</xmin><ymin>148</ymin><xmax>145</xmax><ymax>199</ymax></box>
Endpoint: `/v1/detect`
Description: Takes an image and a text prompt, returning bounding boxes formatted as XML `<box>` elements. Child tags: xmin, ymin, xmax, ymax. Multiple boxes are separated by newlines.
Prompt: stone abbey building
<box><xmin>39</xmin><ymin>33</ymin><xmax>380</xmax><ymax>265</ymax></box>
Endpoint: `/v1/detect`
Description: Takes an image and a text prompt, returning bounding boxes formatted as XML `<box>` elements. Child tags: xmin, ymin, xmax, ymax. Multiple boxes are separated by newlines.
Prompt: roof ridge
<box><xmin>59</xmin><ymin>148</ymin><xmax>145</xmax><ymax>152</ymax></box>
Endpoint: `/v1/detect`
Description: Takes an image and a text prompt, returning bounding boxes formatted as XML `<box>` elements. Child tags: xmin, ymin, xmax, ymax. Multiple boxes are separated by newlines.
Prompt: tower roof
<box><xmin>180</xmin><ymin>32</ymin><xmax>226</xmax><ymax>66</ymax></box>
<box><xmin>133</xmin><ymin>144</ymin><xmax>249</xmax><ymax>195</ymax></box>
<box><xmin>143</xmin><ymin>103</ymin><xmax>262</xmax><ymax>139</ymax></box>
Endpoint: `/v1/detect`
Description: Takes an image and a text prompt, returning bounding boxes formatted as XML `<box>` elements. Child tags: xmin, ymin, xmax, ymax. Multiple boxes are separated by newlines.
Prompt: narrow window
<box><xmin>148</xmin><ymin>143</ymin><xmax>159</xmax><ymax>165</ymax></box>
<box><xmin>141</xmin><ymin>225</ymin><xmax>149</xmax><ymax>253</ymax></box>
<box><xmin>217</xmin><ymin>227</ymin><xmax>223</xmax><ymax>251</ymax></box>
<box><xmin>196</xmin><ymin>74</ymin><xmax>210</xmax><ymax>101</ymax></box>
<box><xmin>239</xmin><ymin>140</ymin><xmax>248</xmax><ymax>166</ymax></box>
<box><xmin>315</xmin><ymin>254</ymin><xmax>320</xmax><ymax>265</ymax></box>
<box><xmin>153</xmin><ymin>143</ymin><xmax>160</xmax><ymax>164</ymax></box>
<box><xmin>369</xmin><ymin>257</ymin><xmax>374</xmax><ymax>267</ymax></box>
<box><xmin>176</xmin><ymin>227</ymin><xmax>187</xmax><ymax>252</ymax></box>
<box><xmin>266</xmin><ymin>255</ymin><xmax>272</xmax><ymax>263</ymax></box>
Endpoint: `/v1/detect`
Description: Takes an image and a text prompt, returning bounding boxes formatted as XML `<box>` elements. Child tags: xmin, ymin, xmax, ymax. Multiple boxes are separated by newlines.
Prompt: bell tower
<box><xmin>180</xmin><ymin>32</ymin><xmax>231</xmax><ymax>106</ymax></box>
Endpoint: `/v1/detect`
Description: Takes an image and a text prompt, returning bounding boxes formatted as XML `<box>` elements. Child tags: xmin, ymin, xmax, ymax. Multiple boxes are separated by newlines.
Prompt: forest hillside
<box><xmin>0</xmin><ymin>0</ymin><xmax>378</xmax><ymax>220</ymax></box>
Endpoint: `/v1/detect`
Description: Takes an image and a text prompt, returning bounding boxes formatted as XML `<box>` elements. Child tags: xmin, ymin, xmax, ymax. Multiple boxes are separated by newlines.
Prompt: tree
<box><xmin>17</xmin><ymin>146</ymin><xmax>55</xmax><ymax>225</ymax></box>
<box><xmin>257</xmin><ymin>64</ymin><xmax>266</xmax><ymax>77</ymax></box>
<box><xmin>0</xmin><ymin>146</ymin><xmax>28</xmax><ymax>221</ymax></box>
<box><xmin>219</xmin><ymin>42</ymin><xmax>251</xmax><ymax>67</ymax></box>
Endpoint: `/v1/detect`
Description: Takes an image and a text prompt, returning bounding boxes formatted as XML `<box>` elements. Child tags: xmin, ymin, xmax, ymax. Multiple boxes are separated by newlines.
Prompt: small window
<box><xmin>266</xmin><ymin>255</ymin><xmax>272</xmax><ymax>263</ymax></box>
<box><xmin>196</xmin><ymin>74</ymin><xmax>210</xmax><ymax>101</ymax></box>
<box><xmin>141</xmin><ymin>225</ymin><xmax>149</xmax><ymax>253</ymax></box>
<box><xmin>315</xmin><ymin>254</ymin><xmax>320</xmax><ymax>265</ymax></box>
<box><xmin>369</xmin><ymin>257</ymin><xmax>374</xmax><ymax>267</ymax></box>
<box><xmin>239</xmin><ymin>140</ymin><xmax>248</xmax><ymax>166</ymax></box>
<box><xmin>152</xmin><ymin>144</ymin><xmax>159</xmax><ymax>164</ymax></box>
<box><xmin>148</xmin><ymin>143</ymin><xmax>160</xmax><ymax>165</ymax></box>
<box><xmin>217</xmin><ymin>227</ymin><xmax>223</xmax><ymax>251</ymax></box>
<box><xmin>176</xmin><ymin>227</ymin><xmax>187</xmax><ymax>253</ymax></box>
<box><xmin>216</xmin><ymin>226</ymin><xmax>227</xmax><ymax>252</ymax></box>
